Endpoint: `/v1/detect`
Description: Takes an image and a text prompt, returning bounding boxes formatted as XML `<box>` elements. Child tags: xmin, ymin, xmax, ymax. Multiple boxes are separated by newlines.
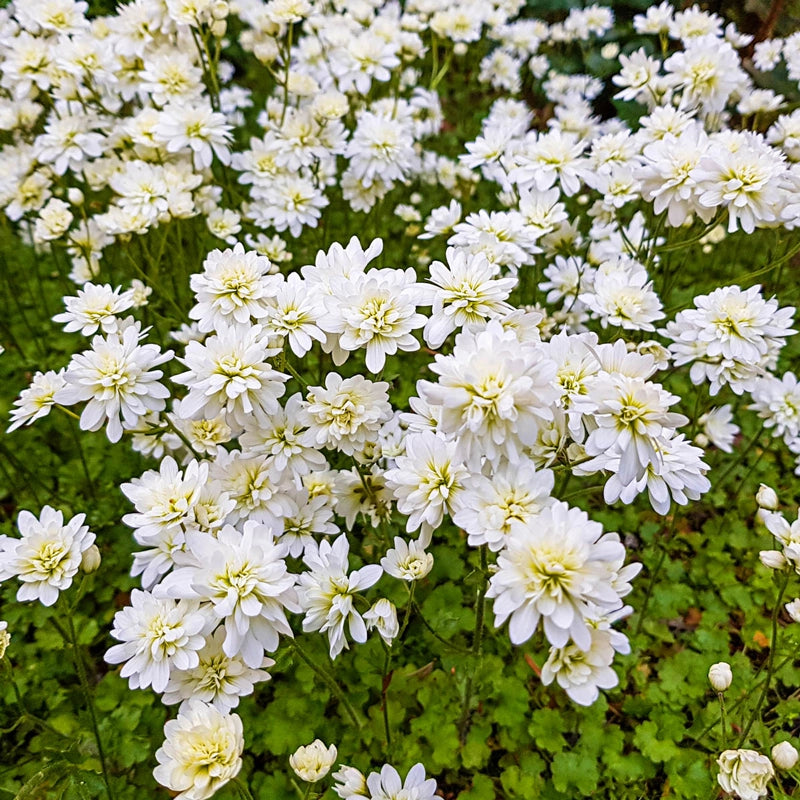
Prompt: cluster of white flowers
<box><xmin>3</xmin><ymin>0</ymin><xmax>800</xmax><ymax>794</ymax></box>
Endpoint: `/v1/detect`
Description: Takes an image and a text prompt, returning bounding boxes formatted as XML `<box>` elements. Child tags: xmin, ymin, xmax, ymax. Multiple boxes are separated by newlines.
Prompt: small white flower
<box><xmin>290</xmin><ymin>740</ymin><xmax>338</xmax><ymax>783</ymax></box>
<box><xmin>0</xmin><ymin>506</ymin><xmax>95</xmax><ymax>607</ymax></box>
<box><xmin>381</xmin><ymin>534</ymin><xmax>434</xmax><ymax>582</ymax></box>
<box><xmin>364</xmin><ymin>598</ymin><xmax>399</xmax><ymax>645</ymax></box>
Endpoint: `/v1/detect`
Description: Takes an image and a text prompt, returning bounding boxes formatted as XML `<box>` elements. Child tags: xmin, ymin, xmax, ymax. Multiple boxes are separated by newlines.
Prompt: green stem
<box><xmin>458</xmin><ymin>546</ymin><xmax>488</xmax><ymax>742</ymax></box>
<box><xmin>634</xmin><ymin>515</ymin><xmax>677</xmax><ymax>638</ymax></box>
<box><xmin>717</xmin><ymin>692</ymin><xmax>728</xmax><ymax>748</ymax></box>
<box><xmin>380</xmin><ymin>640</ymin><xmax>392</xmax><ymax>760</ymax></box>
<box><xmin>399</xmin><ymin>582</ymin><xmax>416</xmax><ymax>639</ymax></box>
<box><xmin>737</xmin><ymin>572</ymin><xmax>791</xmax><ymax>746</ymax></box>
<box><xmin>63</xmin><ymin>606</ymin><xmax>115</xmax><ymax>800</ymax></box>
<box><xmin>232</xmin><ymin>777</ymin><xmax>256</xmax><ymax>800</ymax></box>
<box><xmin>411</xmin><ymin>600</ymin><xmax>470</xmax><ymax>654</ymax></box>
<box><xmin>289</xmin><ymin>639</ymin><xmax>364</xmax><ymax>729</ymax></box>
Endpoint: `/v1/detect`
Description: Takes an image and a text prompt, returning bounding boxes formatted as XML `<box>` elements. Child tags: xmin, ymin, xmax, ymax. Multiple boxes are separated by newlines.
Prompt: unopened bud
<box><xmin>757</xmin><ymin>484</ymin><xmax>779</xmax><ymax>511</ymax></box>
<box><xmin>772</xmin><ymin>741</ymin><xmax>798</xmax><ymax>770</ymax></box>
<box><xmin>210</xmin><ymin>18</ymin><xmax>226</xmax><ymax>37</ymax></box>
<box><xmin>600</xmin><ymin>42</ymin><xmax>619</xmax><ymax>59</ymax></box>
<box><xmin>759</xmin><ymin>550</ymin><xmax>787</xmax><ymax>570</ymax></box>
<box><xmin>708</xmin><ymin>662</ymin><xmax>733</xmax><ymax>692</ymax></box>
<box><xmin>81</xmin><ymin>544</ymin><xmax>101</xmax><ymax>573</ymax></box>
<box><xmin>211</xmin><ymin>0</ymin><xmax>229</xmax><ymax>19</ymax></box>
<box><xmin>67</xmin><ymin>188</ymin><xmax>84</xmax><ymax>206</ymax></box>
<box><xmin>0</xmin><ymin>621</ymin><xmax>9</xmax><ymax>660</ymax></box>
<box><xmin>785</xmin><ymin>598</ymin><xmax>800</xmax><ymax>623</ymax></box>
<box><xmin>453</xmin><ymin>42</ymin><xmax>468</xmax><ymax>56</ymax></box>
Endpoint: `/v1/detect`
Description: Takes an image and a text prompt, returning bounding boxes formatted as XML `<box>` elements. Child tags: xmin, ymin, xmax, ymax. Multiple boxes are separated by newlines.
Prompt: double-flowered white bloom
<box><xmin>153</xmin><ymin>699</ymin><xmax>243</xmax><ymax>800</ymax></box>
<box><xmin>0</xmin><ymin>506</ymin><xmax>95</xmax><ymax>607</ymax></box>
<box><xmin>486</xmin><ymin>501</ymin><xmax>640</xmax><ymax>650</ymax></box>
<box><xmin>297</xmin><ymin>534</ymin><xmax>382</xmax><ymax>658</ymax></box>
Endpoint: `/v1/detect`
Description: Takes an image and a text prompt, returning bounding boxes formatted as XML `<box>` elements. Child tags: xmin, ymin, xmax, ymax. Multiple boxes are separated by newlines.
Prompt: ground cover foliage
<box><xmin>1</xmin><ymin>0</ymin><xmax>800</xmax><ymax>797</ymax></box>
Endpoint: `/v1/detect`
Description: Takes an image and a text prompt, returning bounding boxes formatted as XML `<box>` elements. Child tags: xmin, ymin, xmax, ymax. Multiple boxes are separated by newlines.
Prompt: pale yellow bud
<box><xmin>759</xmin><ymin>550</ymin><xmax>787</xmax><ymax>570</ymax></box>
<box><xmin>81</xmin><ymin>544</ymin><xmax>101</xmax><ymax>573</ymax></box>
<box><xmin>708</xmin><ymin>662</ymin><xmax>733</xmax><ymax>692</ymax></box>
<box><xmin>756</xmin><ymin>484</ymin><xmax>779</xmax><ymax>511</ymax></box>
<box><xmin>771</xmin><ymin>742</ymin><xmax>798</xmax><ymax>770</ymax></box>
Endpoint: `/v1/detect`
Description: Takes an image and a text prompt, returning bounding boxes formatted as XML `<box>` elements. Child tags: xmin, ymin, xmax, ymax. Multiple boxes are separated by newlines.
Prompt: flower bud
<box><xmin>759</xmin><ymin>550</ymin><xmax>787</xmax><ymax>570</ymax></box>
<box><xmin>67</xmin><ymin>188</ymin><xmax>84</xmax><ymax>206</ymax></box>
<box><xmin>0</xmin><ymin>621</ymin><xmax>9</xmax><ymax>660</ymax></box>
<box><xmin>289</xmin><ymin>740</ymin><xmax>337</xmax><ymax>783</ymax></box>
<box><xmin>772</xmin><ymin>741</ymin><xmax>798</xmax><ymax>770</ymax></box>
<box><xmin>332</xmin><ymin>765</ymin><xmax>367</xmax><ymax>799</ymax></box>
<box><xmin>785</xmin><ymin>598</ymin><xmax>800</xmax><ymax>623</ymax></box>
<box><xmin>756</xmin><ymin>484</ymin><xmax>779</xmax><ymax>511</ymax></box>
<box><xmin>210</xmin><ymin>18</ymin><xmax>226</xmax><ymax>37</ymax></box>
<box><xmin>600</xmin><ymin>42</ymin><xmax>619</xmax><ymax>59</ymax></box>
<box><xmin>453</xmin><ymin>42</ymin><xmax>468</xmax><ymax>56</ymax></box>
<box><xmin>81</xmin><ymin>544</ymin><xmax>101</xmax><ymax>573</ymax></box>
<box><xmin>709</xmin><ymin>662</ymin><xmax>733</xmax><ymax>692</ymax></box>
<box><xmin>364</xmin><ymin>599</ymin><xmax>399</xmax><ymax>645</ymax></box>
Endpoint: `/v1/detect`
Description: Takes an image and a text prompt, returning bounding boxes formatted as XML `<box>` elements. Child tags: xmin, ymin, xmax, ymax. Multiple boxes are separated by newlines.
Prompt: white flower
<box><xmin>541</xmin><ymin>627</ymin><xmax>619</xmax><ymax>706</ymax></box>
<box><xmin>121</xmin><ymin>457</ymin><xmax>208</xmax><ymax>540</ymax></box>
<box><xmin>53</xmin><ymin>283</ymin><xmax>135</xmax><ymax>336</ymax></box>
<box><xmin>173</xmin><ymin>325</ymin><xmax>288</xmax><ymax>429</ymax></box>
<box><xmin>585</xmin><ymin>374</ymin><xmax>688</xmax><ymax>485</ymax></box>
<box><xmin>333</xmin><ymin>765</ymin><xmax>368</xmax><ymax>799</ymax></box>
<box><xmin>345</xmin><ymin>111</ymin><xmax>415</xmax><ymax>188</ymax></box>
<box><xmin>153</xmin><ymin>699</ymin><xmax>243</xmax><ymax>800</ymax></box>
<box><xmin>664</xmin><ymin>285</ymin><xmax>795</xmax><ymax>395</ymax></box>
<box><xmin>384</xmin><ymin>431</ymin><xmax>467</xmax><ymax>534</ymax></box>
<box><xmin>239</xmin><ymin>393</ymin><xmax>326</xmax><ymax>477</ymax></box>
<box><xmin>304</xmin><ymin>374</ymin><xmax>391</xmax><ymax>457</ymax></box>
<box><xmin>717</xmin><ymin>750</ymin><xmax>774</xmax><ymax>800</ymax></box>
<box><xmin>418</xmin><ymin>321</ymin><xmax>559</xmax><ymax>468</ymax></box>
<box><xmin>154</xmin><ymin>103</ymin><xmax>232</xmax><ymax>170</ymax></box>
<box><xmin>157</xmin><ymin>523</ymin><xmax>299</xmax><ymax>668</ymax></box>
<box><xmin>320</xmin><ymin>268</ymin><xmax>427</xmax><ymax>373</ymax></box>
<box><xmin>756</xmin><ymin>484</ymin><xmax>779</xmax><ymax>511</ymax></box>
<box><xmin>189</xmin><ymin>244</ymin><xmax>276</xmax><ymax>332</ymax></box>
<box><xmin>421</xmin><ymin>248</ymin><xmax>516</xmax><ymax>349</ymax></box>
<box><xmin>261</xmin><ymin>273</ymin><xmax>325</xmax><ymax>357</ymax></box>
<box><xmin>55</xmin><ymin>325</ymin><xmax>173</xmax><ymax>443</ymax></box>
<box><xmin>298</xmin><ymin>534</ymin><xmax>382</xmax><ymax>659</ymax></box>
<box><xmin>162</xmin><ymin>628</ymin><xmax>274</xmax><ymax>712</ymax></box>
<box><xmin>290</xmin><ymin>740</ymin><xmax>338</xmax><ymax>783</ymax></box>
<box><xmin>698</xmin><ymin>405</ymin><xmax>739</xmax><ymax>453</ymax></box>
<box><xmin>381</xmin><ymin>534</ymin><xmax>434</xmax><ymax>582</ymax></box>
<box><xmin>694</xmin><ymin>134</ymin><xmax>786</xmax><ymax>233</ymax></box>
<box><xmin>0</xmin><ymin>506</ymin><xmax>95</xmax><ymax>607</ymax></box>
<box><xmin>7</xmin><ymin>369</ymin><xmax>66</xmax><ymax>432</ymax></box>
<box><xmin>453</xmin><ymin>462</ymin><xmax>554</xmax><ymax>551</ymax></box>
<box><xmin>750</xmin><ymin>372</ymin><xmax>800</xmax><ymax>441</ymax></box>
<box><xmin>487</xmin><ymin>501</ymin><xmax>638</xmax><ymax>649</ymax></box>
<box><xmin>364</xmin><ymin>599</ymin><xmax>399</xmax><ymax>645</ymax></box>
<box><xmin>0</xmin><ymin>620</ymin><xmax>9</xmax><ymax>660</ymax></box>
<box><xmin>365</xmin><ymin>763</ymin><xmax>438</xmax><ymax>800</ymax></box>
<box><xmin>580</xmin><ymin>258</ymin><xmax>663</xmax><ymax>332</ymax></box>
<box><xmin>105</xmin><ymin>590</ymin><xmax>208</xmax><ymax>693</ymax></box>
